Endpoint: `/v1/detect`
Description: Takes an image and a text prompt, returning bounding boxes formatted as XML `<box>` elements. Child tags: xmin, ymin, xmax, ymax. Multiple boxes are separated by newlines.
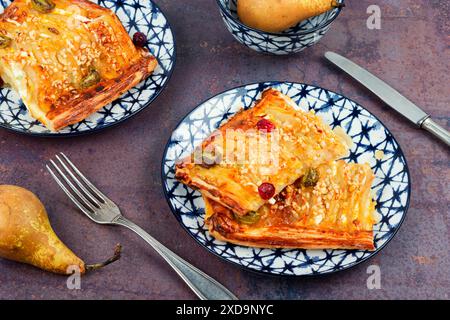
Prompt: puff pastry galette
<box><xmin>0</xmin><ymin>0</ymin><xmax>157</xmax><ymax>131</ymax></box>
<box><xmin>176</xmin><ymin>88</ymin><xmax>378</xmax><ymax>250</ymax></box>
<box><xmin>204</xmin><ymin>160</ymin><xmax>377</xmax><ymax>250</ymax></box>
<box><xmin>175</xmin><ymin>89</ymin><xmax>351</xmax><ymax>216</ymax></box>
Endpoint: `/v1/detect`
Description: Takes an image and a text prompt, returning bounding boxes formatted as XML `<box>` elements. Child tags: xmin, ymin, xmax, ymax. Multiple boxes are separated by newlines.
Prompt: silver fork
<box><xmin>47</xmin><ymin>152</ymin><xmax>237</xmax><ymax>300</ymax></box>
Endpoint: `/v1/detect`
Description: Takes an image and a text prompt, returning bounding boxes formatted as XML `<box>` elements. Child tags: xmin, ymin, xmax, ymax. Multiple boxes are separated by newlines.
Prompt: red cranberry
<box><xmin>133</xmin><ymin>32</ymin><xmax>147</xmax><ymax>47</ymax></box>
<box><xmin>256</xmin><ymin>118</ymin><xmax>276</xmax><ymax>132</ymax></box>
<box><xmin>258</xmin><ymin>182</ymin><xmax>275</xmax><ymax>200</ymax></box>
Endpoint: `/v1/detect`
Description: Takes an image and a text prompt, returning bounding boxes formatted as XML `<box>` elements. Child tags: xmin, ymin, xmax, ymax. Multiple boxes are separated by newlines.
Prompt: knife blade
<box><xmin>325</xmin><ymin>51</ymin><xmax>450</xmax><ymax>147</ymax></box>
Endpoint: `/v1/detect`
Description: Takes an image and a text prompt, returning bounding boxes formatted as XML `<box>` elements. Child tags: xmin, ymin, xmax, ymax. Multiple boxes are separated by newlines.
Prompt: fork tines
<box><xmin>46</xmin><ymin>153</ymin><xmax>109</xmax><ymax>217</ymax></box>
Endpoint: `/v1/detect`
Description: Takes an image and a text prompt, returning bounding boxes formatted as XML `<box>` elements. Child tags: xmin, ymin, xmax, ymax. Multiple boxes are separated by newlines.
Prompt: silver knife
<box><xmin>325</xmin><ymin>51</ymin><xmax>450</xmax><ymax>147</ymax></box>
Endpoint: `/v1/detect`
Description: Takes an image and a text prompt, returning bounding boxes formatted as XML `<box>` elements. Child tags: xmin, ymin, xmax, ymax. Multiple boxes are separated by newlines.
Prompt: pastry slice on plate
<box><xmin>204</xmin><ymin>160</ymin><xmax>377</xmax><ymax>250</ymax></box>
<box><xmin>0</xmin><ymin>0</ymin><xmax>157</xmax><ymax>131</ymax></box>
<box><xmin>176</xmin><ymin>88</ymin><xmax>351</xmax><ymax>216</ymax></box>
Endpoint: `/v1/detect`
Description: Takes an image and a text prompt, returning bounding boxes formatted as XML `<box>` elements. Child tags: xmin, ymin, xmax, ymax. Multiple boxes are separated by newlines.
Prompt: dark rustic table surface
<box><xmin>0</xmin><ymin>0</ymin><xmax>449</xmax><ymax>300</ymax></box>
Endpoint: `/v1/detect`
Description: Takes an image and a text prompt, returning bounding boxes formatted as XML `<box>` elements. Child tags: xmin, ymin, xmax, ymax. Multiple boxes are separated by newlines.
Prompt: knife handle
<box><xmin>421</xmin><ymin>117</ymin><xmax>450</xmax><ymax>147</ymax></box>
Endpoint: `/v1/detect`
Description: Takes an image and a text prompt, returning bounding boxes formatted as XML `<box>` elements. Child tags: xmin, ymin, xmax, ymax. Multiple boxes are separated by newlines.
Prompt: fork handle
<box><xmin>114</xmin><ymin>216</ymin><xmax>238</xmax><ymax>300</ymax></box>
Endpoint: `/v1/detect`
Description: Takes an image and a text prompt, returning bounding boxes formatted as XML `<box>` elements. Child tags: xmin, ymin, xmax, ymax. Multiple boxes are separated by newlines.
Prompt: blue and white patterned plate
<box><xmin>162</xmin><ymin>82</ymin><xmax>410</xmax><ymax>276</ymax></box>
<box><xmin>0</xmin><ymin>0</ymin><xmax>175</xmax><ymax>136</ymax></box>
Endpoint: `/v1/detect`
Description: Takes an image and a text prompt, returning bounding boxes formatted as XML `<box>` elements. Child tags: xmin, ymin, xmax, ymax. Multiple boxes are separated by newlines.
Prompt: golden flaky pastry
<box><xmin>204</xmin><ymin>160</ymin><xmax>377</xmax><ymax>250</ymax></box>
<box><xmin>0</xmin><ymin>0</ymin><xmax>157</xmax><ymax>131</ymax></box>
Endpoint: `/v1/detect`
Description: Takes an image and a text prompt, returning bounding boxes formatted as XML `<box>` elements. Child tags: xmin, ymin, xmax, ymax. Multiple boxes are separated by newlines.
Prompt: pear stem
<box><xmin>85</xmin><ymin>243</ymin><xmax>122</xmax><ymax>272</ymax></box>
<box><xmin>332</xmin><ymin>0</ymin><xmax>345</xmax><ymax>9</ymax></box>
